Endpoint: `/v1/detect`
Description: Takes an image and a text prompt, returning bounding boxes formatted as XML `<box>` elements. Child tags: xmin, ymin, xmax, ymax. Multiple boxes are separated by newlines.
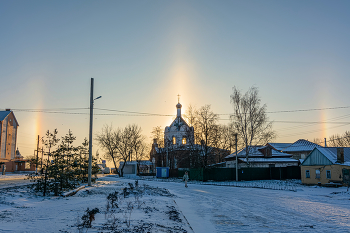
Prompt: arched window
<box><xmin>172</xmin><ymin>136</ymin><xmax>176</xmax><ymax>145</ymax></box>
<box><xmin>182</xmin><ymin>137</ymin><xmax>187</xmax><ymax>145</ymax></box>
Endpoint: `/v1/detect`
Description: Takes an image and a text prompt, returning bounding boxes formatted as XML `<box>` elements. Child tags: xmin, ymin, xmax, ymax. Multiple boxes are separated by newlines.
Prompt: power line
<box><xmin>5</xmin><ymin>104</ymin><xmax>350</xmax><ymax>117</ymax></box>
<box><xmin>267</xmin><ymin>105</ymin><xmax>350</xmax><ymax>114</ymax></box>
<box><xmin>94</xmin><ymin>108</ymin><xmax>174</xmax><ymax>116</ymax></box>
<box><xmin>278</xmin><ymin>123</ymin><xmax>350</xmax><ymax>139</ymax></box>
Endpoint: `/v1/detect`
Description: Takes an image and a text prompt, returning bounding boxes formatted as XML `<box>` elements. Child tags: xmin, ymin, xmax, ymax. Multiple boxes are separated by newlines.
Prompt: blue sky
<box><xmin>1</xmin><ymin>1</ymin><xmax>350</xmax><ymax>157</ymax></box>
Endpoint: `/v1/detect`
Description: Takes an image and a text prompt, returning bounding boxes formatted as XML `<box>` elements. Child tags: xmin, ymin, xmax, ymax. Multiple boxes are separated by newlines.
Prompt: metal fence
<box><xmin>185</xmin><ymin>167</ymin><xmax>301</xmax><ymax>181</ymax></box>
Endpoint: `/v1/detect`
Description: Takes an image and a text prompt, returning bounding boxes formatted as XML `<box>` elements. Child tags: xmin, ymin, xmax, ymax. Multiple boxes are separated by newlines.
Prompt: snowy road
<box><xmin>138</xmin><ymin>179</ymin><xmax>350</xmax><ymax>232</ymax></box>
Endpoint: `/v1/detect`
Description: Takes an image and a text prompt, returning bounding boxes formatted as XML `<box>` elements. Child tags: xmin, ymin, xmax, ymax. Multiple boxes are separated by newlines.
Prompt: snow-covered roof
<box><xmin>168</xmin><ymin>116</ymin><xmax>190</xmax><ymax>130</ymax></box>
<box><xmin>238</xmin><ymin>157</ymin><xmax>299</xmax><ymax>163</ymax></box>
<box><xmin>282</xmin><ymin>139</ymin><xmax>321</xmax><ymax>152</ymax></box>
<box><xmin>301</xmin><ymin>147</ymin><xmax>350</xmax><ymax>166</ymax></box>
<box><xmin>315</xmin><ymin>147</ymin><xmax>350</xmax><ymax>164</ymax></box>
<box><xmin>140</xmin><ymin>160</ymin><xmax>153</xmax><ymax>165</ymax></box>
<box><xmin>225</xmin><ymin>145</ymin><xmax>292</xmax><ymax>159</ymax></box>
<box><xmin>267</xmin><ymin>143</ymin><xmax>292</xmax><ymax>151</ymax></box>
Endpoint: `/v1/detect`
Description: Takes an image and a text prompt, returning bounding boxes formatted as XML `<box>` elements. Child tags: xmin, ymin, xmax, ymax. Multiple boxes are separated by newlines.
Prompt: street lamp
<box><xmin>88</xmin><ymin>78</ymin><xmax>101</xmax><ymax>186</ymax></box>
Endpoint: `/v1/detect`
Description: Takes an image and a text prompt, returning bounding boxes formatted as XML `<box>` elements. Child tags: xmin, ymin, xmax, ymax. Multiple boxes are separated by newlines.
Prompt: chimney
<box><xmin>337</xmin><ymin>148</ymin><xmax>344</xmax><ymax>163</ymax></box>
<box><xmin>259</xmin><ymin>146</ymin><xmax>272</xmax><ymax>157</ymax></box>
<box><xmin>267</xmin><ymin>147</ymin><xmax>272</xmax><ymax>157</ymax></box>
<box><xmin>5</xmin><ymin>108</ymin><xmax>11</xmax><ymax>111</ymax></box>
<box><xmin>324</xmin><ymin>138</ymin><xmax>327</xmax><ymax>147</ymax></box>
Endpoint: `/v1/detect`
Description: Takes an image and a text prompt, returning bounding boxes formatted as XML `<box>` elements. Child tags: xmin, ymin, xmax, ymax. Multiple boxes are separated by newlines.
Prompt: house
<box><xmin>300</xmin><ymin>147</ymin><xmax>350</xmax><ymax>186</ymax></box>
<box><xmin>0</xmin><ymin>109</ymin><xmax>19</xmax><ymax>163</ymax></box>
<box><xmin>282</xmin><ymin>139</ymin><xmax>322</xmax><ymax>161</ymax></box>
<box><xmin>6</xmin><ymin>148</ymin><xmax>36</xmax><ymax>172</ymax></box>
<box><xmin>0</xmin><ymin>110</ymin><xmax>35</xmax><ymax>173</ymax></box>
<box><xmin>225</xmin><ymin>145</ymin><xmax>299</xmax><ymax>169</ymax></box>
<box><xmin>150</xmin><ymin>100</ymin><xmax>229</xmax><ymax>169</ymax></box>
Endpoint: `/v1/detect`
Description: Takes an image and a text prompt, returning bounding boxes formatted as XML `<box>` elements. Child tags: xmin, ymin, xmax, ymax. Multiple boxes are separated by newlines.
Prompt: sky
<box><xmin>1</xmin><ymin>0</ymin><xmax>350</xmax><ymax>159</ymax></box>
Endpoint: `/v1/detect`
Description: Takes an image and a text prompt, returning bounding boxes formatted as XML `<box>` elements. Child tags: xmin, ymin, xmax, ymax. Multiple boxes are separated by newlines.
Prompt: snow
<box><xmin>0</xmin><ymin>173</ymin><xmax>29</xmax><ymax>180</ymax></box>
<box><xmin>1</xmin><ymin>175</ymin><xmax>350</xmax><ymax>232</ymax></box>
<box><xmin>283</xmin><ymin>139</ymin><xmax>321</xmax><ymax>152</ymax></box>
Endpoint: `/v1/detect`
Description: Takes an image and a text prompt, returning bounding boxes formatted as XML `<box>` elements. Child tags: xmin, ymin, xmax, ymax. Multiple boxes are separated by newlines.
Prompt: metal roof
<box><xmin>316</xmin><ymin>147</ymin><xmax>350</xmax><ymax>164</ymax></box>
<box><xmin>225</xmin><ymin>145</ymin><xmax>292</xmax><ymax>159</ymax></box>
<box><xmin>282</xmin><ymin>139</ymin><xmax>321</xmax><ymax>152</ymax></box>
<box><xmin>238</xmin><ymin>157</ymin><xmax>299</xmax><ymax>163</ymax></box>
<box><xmin>267</xmin><ymin>143</ymin><xmax>292</xmax><ymax>151</ymax></box>
<box><xmin>301</xmin><ymin>147</ymin><xmax>350</xmax><ymax>166</ymax></box>
<box><xmin>0</xmin><ymin>111</ymin><xmax>19</xmax><ymax>126</ymax></box>
<box><xmin>0</xmin><ymin>111</ymin><xmax>11</xmax><ymax>121</ymax></box>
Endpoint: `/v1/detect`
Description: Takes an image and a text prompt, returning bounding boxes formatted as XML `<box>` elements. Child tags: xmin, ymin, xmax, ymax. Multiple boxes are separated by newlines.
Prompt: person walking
<box><xmin>183</xmin><ymin>171</ymin><xmax>189</xmax><ymax>188</ymax></box>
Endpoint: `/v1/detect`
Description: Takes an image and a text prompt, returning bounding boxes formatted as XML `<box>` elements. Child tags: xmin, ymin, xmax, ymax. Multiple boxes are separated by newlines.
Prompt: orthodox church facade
<box><xmin>150</xmin><ymin>100</ymin><xmax>229</xmax><ymax>170</ymax></box>
<box><xmin>164</xmin><ymin>102</ymin><xmax>194</xmax><ymax>147</ymax></box>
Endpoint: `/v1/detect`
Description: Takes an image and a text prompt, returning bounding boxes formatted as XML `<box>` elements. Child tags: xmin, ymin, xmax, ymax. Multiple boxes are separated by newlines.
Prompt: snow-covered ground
<box><xmin>0</xmin><ymin>173</ymin><xmax>29</xmax><ymax>180</ymax></box>
<box><xmin>0</xmin><ymin>175</ymin><xmax>350</xmax><ymax>232</ymax></box>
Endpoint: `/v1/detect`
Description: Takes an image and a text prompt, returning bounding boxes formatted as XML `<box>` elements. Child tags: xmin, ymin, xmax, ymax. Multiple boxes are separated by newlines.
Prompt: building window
<box><xmin>306</xmin><ymin>170</ymin><xmax>310</xmax><ymax>178</ymax></box>
<box><xmin>182</xmin><ymin>137</ymin><xmax>186</xmax><ymax>144</ymax></box>
<box><xmin>172</xmin><ymin>136</ymin><xmax>176</xmax><ymax>145</ymax></box>
<box><xmin>301</xmin><ymin>153</ymin><xmax>306</xmax><ymax>159</ymax></box>
<box><xmin>326</xmin><ymin>170</ymin><xmax>331</xmax><ymax>179</ymax></box>
<box><xmin>315</xmin><ymin>169</ymin><xmax>320</xmax><ymax>179</ymax></box>
<box><xmin>25</xmin><ymin>162</ymin><xmax>31</xmax><ymax>170</ymax></box>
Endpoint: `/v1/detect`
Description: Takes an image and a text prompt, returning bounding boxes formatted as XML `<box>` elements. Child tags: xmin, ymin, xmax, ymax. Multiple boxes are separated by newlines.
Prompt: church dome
<box><xmin>176</xmin><ymin>103</ymin><xmax>182</xmax><ymax>109</ymax></box>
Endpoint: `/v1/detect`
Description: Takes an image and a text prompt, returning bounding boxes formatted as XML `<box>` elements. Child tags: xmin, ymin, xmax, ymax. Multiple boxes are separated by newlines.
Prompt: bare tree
<box><xmin>150</xmin><ymin>126</ymin><xmax>164</xmax><ymax>147</ymax></box>
<box><xmin>195</xmin><ymin>105</ymin><xmax>220</xmax><ymax>167</ymax></box>
<box><xmin>133</xmin><ymin>141</ymin><xmax>149</xmax><ymax>174</ymax></box>
<box><xmin>183</xmin><ymin>104</ymin><xmax>197</xmax><ymax>127</ymax></box>
<box><xmin>230</xmin><ymin>86</ymin><xmax>275</xmax><ymax>165</ymax></box>
<box><xmin>217</xmin><ymin>123</ymin><xmax>236</xmax><ymax>158</ymax></box>
<box><xmin>96</xmin><ymin>125</ymin><xmax>121</xmax><ymax>176</ymax></box>
<box><xmin>328</xmin><ymin>131</ymin><xmax>350</xmax><ymax>147</ymax></box>
<box><xmin>312</xmin><ymin>138</ymin><xmax>324</xmax><ymax>146</ymax></box>
<box><xmin>96</xmin><ymin>124</ymin><xmax>145</xmax><ymax>177</ymax></box>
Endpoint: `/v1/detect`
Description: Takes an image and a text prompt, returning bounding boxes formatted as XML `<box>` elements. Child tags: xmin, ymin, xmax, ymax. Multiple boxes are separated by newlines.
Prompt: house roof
<box><xmin>301</xmin><ymin>147</ymin><xmax>350</xmax><ymax>166</ymax></box>
<box><xmin>225</xmin><ymin>145</ymin><xmax>292</xmax><ymax>159</ymax></box>
<box><xmin>267</xmin><ymin>143</ymin><xmax>292</xmax><ymax>151</ymax></box>
<box><xmin>0</xmin><ymin>111</ymin><xmax>11</xmax><ymax>121</ymax></box>
<box><xmin>282</xmin><ymin>139</ymin><xmax>321</xmax><ymax>152</ymax></box>
<box><xmin>0</xmin><ymin>110</ymin><xmax>19</xmax><ymax>126</ymax></box>
<box><xmin>238</xmin><ymin>157</ymin><xmax>299</xmax><ymax>163</ymax></box>
<box><xmin>168</xmin><ymin>116</ymin><xmax>190</xmax><ymax>130</ymax></box>
<box><xmin>315</xmin><ymin>147</ymin><xmax>350</xmax><ymax>164</ymax></box>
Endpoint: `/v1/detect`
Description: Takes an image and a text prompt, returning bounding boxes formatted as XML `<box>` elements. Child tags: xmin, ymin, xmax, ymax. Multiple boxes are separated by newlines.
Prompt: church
<box><xmin>150</xmin><ymin>99</ymin><xmax>229</xmax><ymax>170</ymax></box>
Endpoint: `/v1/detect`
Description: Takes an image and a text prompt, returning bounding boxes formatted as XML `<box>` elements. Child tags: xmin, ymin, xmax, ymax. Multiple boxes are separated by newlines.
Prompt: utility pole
<box><xmin>36</xmin><ymin>135</ymin><xmax>39</xmax><ymax>173</ymax></box>
<box><xmin>87</xmin><ymin>78</ymin><xmax>101</xmax><ymax>186</ymax></box>
<box><xmin>41</xmin><ymin>146</ymin><xmax>44</xmax><ymax>171</ymax></box>
<box><xmin>88</xmin><ymin>78</ymin><xmax>94</xmax><ymax>186</ymax></box>
<box><xmin>235</xmin><ymin>134</ymin><xmax>238</xmax><ymax>181</ymax></box>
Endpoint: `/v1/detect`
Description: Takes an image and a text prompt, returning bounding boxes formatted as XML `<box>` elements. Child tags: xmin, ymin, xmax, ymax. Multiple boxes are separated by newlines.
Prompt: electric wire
<box><xmin>4</xmin><ymin>104</ymin><xmax>350</xmax><ymax>117</ymax></box>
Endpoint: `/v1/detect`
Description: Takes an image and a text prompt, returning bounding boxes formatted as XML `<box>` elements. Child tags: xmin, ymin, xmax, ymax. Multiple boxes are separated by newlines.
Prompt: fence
<box><xmin>186</xmin><ymin>166</ymin><xmax>300</xmax><ymax>181</ymax></box>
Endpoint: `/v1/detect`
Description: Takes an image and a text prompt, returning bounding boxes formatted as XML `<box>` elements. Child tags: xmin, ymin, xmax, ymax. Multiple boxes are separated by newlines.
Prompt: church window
<box><xmin>172</xmin><ymin>136</ymin><xmax>176</xmax><ymax>145</ymax></box>
<box><xmin>182</xmin><ymin>137</ymin><xmax>187</xmax><ymax>144</ymax></box>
